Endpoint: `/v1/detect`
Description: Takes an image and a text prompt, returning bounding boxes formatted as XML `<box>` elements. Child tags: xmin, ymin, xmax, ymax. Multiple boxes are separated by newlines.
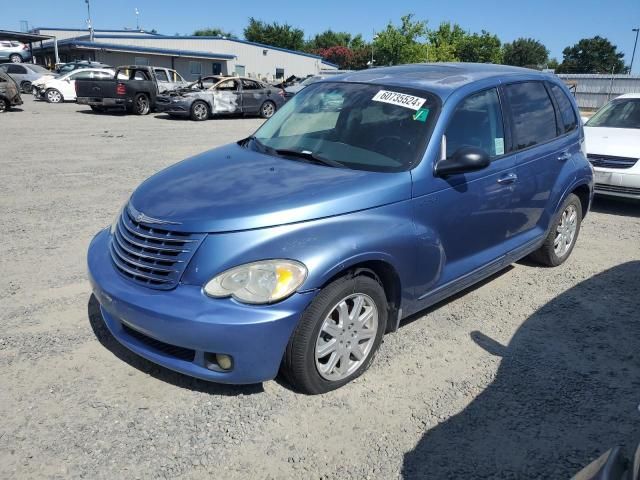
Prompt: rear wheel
<box><xmin>281</xmin><ymin>274</ymin><xmax>387</xmax><ymax>394</ymax></box>
<box><xmin>260</xmin><ymin>100</ymin><xmax>276</xmax><ymax>118</ymax></box>
<box><xmin>530</xmin><ymin>193</ymin><xmax>582</xmax><ymax>267</ymax></box>
<box><xmin>20</xmin><ymin>81</ymin><xmax>32</xmax><ymax>94</ymax></box>
<box><xmin>132</xmin><ymin>94</ymin><xmax>150</xmax><ymax>115</ymax></box>
<box><xmin>190</xmin><ymin>100</ymin><xmax>209</xmax><ymax>121</ymax></box>
<box><xmin>45</xmin><ymin>88</ymin><xmax>63</xmax><ymax>103</ymax></box>
<box><xmin>9</xmin><ymin>54</ymin><xmax>22</xmax><ymax>63</ymax></box>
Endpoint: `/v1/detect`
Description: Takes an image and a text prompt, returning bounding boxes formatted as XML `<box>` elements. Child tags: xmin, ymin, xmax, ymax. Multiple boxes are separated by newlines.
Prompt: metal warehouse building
<box><xmin>31</xmin><ymin>28</ymin><xmax>337</xmax><ymax>81</ymax></box>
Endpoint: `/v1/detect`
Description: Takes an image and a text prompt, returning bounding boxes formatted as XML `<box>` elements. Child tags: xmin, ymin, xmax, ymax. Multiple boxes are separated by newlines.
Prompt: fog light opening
<box><xmin>204</xmin><ymin>352</ymin><xmax>234</xmax><ymax>372</ymax></box>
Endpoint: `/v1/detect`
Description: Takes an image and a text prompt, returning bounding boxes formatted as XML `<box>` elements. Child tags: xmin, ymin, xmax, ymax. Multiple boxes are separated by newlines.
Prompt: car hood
<box><xmin>585</xmin><ymin>126</ymin><xmax>640</xmax><ymax>159</ymax></box>
<box><xmin>129</xmin><ymin>143</ymin><xmax>411</xmax><ymax>233</ymax></box>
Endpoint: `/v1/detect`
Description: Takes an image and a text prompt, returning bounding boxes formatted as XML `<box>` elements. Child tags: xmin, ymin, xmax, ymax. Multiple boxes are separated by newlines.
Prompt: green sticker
<box><xmin>413</xmin><ymin>108</ymin><xmax>429</xmax><ymax>122</ymax></box>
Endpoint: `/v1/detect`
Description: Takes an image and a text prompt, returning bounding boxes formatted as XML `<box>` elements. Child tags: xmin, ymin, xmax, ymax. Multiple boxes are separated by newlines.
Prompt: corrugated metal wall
<box><xmin>556</xmin><ymin>74</ymin><xmax>640</xmax><ymax>110</ymax></box>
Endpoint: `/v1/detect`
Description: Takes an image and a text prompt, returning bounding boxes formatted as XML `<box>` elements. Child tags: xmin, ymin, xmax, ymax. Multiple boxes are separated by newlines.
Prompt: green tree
<box><xmin>457</xmin><ymin>30</ymin><xmax>502</xmax><ymax>63</ymax></box>
<box><xmin>243</xmin><ymin>17</ymin><xmax>305</xmax><ymax>51</ymax></box>
<box><xmin>557</xmin><ymin>36</ymin><xmax>625</xmax><ymax>73</ymax></box>
<box><xmin>306</xmin><ymin>30</ymin><xmax>352</xmax><ymax>50</ymax></box>
<box><xmin>373</xmin><ymin>14</ymin><xmax>428</xmax><ymax>66</ymax></box>
<box><xmin>193</xmin><ymin>27</ymin><xmax>235</xmax><ymax>38</ymax></box>
<box><xmin>426</xmin><ymin>22</ymin><xmax>466</xmax><ymax>61</ymax></box>
<box><xmin>502</xmin><ymin>38</ymin><xmax>549</xmax><ymax>68</ymax></box>
<box><xmin>547</xmin><ymin>58</ymin><xmax>560</xmax><ymax>70</ymax></box>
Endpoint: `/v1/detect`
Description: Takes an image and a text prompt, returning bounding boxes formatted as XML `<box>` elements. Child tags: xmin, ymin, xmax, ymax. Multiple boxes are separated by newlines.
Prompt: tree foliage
<box><xmin>313</xmin><ymin>45</ymin><xmax>372</xmax><ymax>70</ymax></box>
<box><xmin>193</xmin><ymin>27</ymin><xmax>235</xmax><ymax>38</ymax></box>
<box><xmin>373</xmin><ymin>14</ymin><xmax>428</xmax><ymax>66</ymax></box>
<box><xmin>502</xmin><ymin>38</ymin><xmax>549</xmax><ymax>68</ymax></box>
<box><xmin>306</xmin><ymin>30</ymin><xmax>365</xmax><ymax>50</ymax></box>
<box><xmin>457</xmin><ymin>30</ymin><xmax>502</xmax><ymax>64</ymax></box>
<box><xmin>557</xmin><ymin>36</ymin><xmax>626</xmax><ymax>73</ymax></box>
<box><xmin>243</xmin><ymin>17</ymin><xmax>305</xmax><ymax>51</ymax></box>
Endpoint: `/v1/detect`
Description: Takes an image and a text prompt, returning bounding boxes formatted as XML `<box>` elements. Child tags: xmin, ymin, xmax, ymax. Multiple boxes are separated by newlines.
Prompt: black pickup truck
<box><xmin>76</xmin><ymin>65</ymin><xmax>187</xmax><ymax>114</ymax></box>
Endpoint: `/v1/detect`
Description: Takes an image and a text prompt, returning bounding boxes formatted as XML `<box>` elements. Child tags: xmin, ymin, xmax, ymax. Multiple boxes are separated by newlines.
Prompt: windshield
<box><xmin>252</xmin><ymin>82</ymin><xmax>439</xmax><ymax>172</ymax></box>
<box><xmin>586</xmin><ymin>99</ymin><xmax>640</xmax><ymax>129</ymax></box>
<box><xmin>300</xmin><ymin>76</ymin><xmax>321</xmax><ymax>86</ymax></box>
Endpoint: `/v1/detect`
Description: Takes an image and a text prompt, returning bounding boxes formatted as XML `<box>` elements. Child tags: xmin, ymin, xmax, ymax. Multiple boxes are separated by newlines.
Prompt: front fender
<box><xmin>181</xmin><ymin>200</ymin><xmax>418</xmax><ymax>309</ymax></box>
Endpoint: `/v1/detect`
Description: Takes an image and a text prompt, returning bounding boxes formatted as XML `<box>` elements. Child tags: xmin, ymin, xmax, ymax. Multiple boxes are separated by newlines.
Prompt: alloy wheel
<box><xmin>0</xmin><ymin>98</ymin><xmax>6</xmax><ymax>112</ymax></box>
<box><xmin>554</xmin><ymin>204</ymin><xmax>578</xmax><ymax>257</ymax></box>
<box><xmin>47</xmin><ymin>90</ymin><xmax>62</xmax><ymax>103</ymax></box>
<box><xmin>193</xmin><ymin>102</ymin><xmax>208</xmax><ymax>120</ymax></box>
<box><xmin>315</xmin><ymin>293</ymin><xmax>379</xmax><ymax>381</ymax></box>
<box><xmin>261</xmin><ymin>102</ymin><xmax>275</xmax><ymax>118</ymax></box>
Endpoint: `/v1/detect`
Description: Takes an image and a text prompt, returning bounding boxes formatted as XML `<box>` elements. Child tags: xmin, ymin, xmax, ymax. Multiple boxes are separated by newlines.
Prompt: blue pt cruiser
<box><xmin>88</xmin><ymin>63</ymin><xmax>594</xmax><ymax>394</ymax></box>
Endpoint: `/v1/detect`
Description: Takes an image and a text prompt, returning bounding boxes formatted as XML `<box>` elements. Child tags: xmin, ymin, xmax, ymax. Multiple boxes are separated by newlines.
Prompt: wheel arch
<box><xmin>317</xmin><ymin>257</ymin><xmax>403</xmax><ymax>333</ymax></box>
<box><xmin>571</xmin><ymin>183</ymin><xmax>592</xmax><ymax>219</ymax></box>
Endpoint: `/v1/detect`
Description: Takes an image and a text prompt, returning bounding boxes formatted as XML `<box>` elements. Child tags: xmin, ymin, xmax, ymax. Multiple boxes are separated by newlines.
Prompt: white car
<box><xmin>38</xmin><ymin>68</ymin><xmax>115</xmax><ymax>103</ymax></box>
<box><xmin>584</xmin><ymin>93</ymin><xmax>640</xmax><ymax>200</ymax></box>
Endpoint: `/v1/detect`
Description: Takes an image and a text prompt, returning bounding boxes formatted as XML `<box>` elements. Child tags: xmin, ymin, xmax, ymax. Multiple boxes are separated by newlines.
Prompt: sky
<box><xmin>3</xmin><ymin>0</ymin><xmax>640</xmax><ymax>73</ymax></box>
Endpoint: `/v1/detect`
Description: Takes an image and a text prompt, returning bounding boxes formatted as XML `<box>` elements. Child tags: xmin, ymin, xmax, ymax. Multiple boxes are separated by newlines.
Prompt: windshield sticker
<box><xmin>494</xmin><ymin>137</ymin><xmax>505</xmax><ymax>156</ymax></box>
<box><xmin>412</xmin><ymin>108</ymin><xmax>430</xmax><ymax>122</ymax></box>
<box><xmin>372</xmin><ymin>90</ymin><xmax>427</xmax><ymax>111</ymax></box>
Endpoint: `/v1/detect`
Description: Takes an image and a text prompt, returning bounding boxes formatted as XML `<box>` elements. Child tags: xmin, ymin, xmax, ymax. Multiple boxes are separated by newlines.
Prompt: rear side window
<box><xmin>6</xmin><ymin>65</ymin><xmax>26</xmax><ymax>74</ymax></box>
<box><xmin>154</xmin><ymin>69</ymin><xmax>169</xmax><ymax>82</ymax></box>
<box><xmin>505</xmin><ymin>82</ymin><xmax>557</xmax><ymax>149</ymax></box>
<box><xmin>549</xmin><ymin>84</ymin><xmax>578</xmax><ymax>134</ymax></box>
<box><xmin>445</xmin><ymin>88</ymin><xmax>505</xmax><ymax>159</ymax></box>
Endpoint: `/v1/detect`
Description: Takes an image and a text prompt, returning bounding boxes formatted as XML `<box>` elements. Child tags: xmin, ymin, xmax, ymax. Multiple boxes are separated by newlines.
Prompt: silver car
<box><xmin>0</xmin><ymin>40</ymin><xmax>32</xmax><ymax>63</ymax></box>
<box><xmin>0</xmin><ymin>63</ymin><xmax>54</xmax><ymax>93</ymax></box>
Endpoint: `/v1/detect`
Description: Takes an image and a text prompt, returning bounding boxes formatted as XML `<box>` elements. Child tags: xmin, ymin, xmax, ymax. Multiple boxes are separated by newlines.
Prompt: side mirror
<box><xmin>435</xmin><ymin>146</ymin><xmax>490</xmax><ymax>177</ymax></box>
<box><xmin>581</xmin><ymin>116</ymin><xmax>589</xmax><ymax>124</ymax></box>
<box><xmin>65</xmin><ymin>78</ymin><xmax>71</xmax><ymax>83</ymax></box>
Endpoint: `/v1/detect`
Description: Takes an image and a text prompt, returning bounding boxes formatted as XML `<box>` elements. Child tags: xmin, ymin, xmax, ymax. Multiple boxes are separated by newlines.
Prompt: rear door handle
<box><xmin>558</xmin><ymin>152</ymin><xmax>572</xmax><ymax>161</ymax></box>
<box><xmin>497</xmin><ymin>173</ymin><xmax>518</xmax><ymax>185</ymax></box>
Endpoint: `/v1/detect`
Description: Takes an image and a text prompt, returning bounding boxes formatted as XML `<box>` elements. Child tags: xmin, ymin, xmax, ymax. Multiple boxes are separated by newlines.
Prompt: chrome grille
<box><xmin>587</xmin><ymin>154</ymin><xmax>638</xmax><ymax>169</ymax></box>
<box><xmin>110</xmin><ymin>207</ymin><xmax>205</xmax><ymax>289</ymax></box>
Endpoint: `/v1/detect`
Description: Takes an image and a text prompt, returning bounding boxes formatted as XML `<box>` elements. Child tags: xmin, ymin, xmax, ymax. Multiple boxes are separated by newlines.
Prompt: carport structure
<box><xmin>0</xmin><ymin>30</ymin><xmax>59</xmax><ymax>65</ymax></box>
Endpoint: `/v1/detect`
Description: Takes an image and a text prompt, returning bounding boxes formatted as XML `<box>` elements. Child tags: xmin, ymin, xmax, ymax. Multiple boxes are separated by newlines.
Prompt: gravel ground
<box><xmin>1</xmin><ymin>98</ymin><xmax>639</xmax><ymax>479</ymax></box>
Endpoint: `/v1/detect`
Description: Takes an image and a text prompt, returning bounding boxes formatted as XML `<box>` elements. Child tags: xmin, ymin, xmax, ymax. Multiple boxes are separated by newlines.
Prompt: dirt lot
<box><xmin>1</xmin><ymin>98</ymin><xmax>639</xmax><ymax>479</ymax></box>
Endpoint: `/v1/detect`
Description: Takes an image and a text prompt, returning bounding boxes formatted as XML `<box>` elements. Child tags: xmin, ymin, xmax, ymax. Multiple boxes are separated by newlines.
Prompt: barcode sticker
<box><xmin>372</xmin><ymin>90</ymin><xmax>427</xmax><ymax>111</ymax></box>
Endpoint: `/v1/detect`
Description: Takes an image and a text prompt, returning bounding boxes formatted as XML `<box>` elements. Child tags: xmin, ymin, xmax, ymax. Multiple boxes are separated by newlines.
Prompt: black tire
<box><xmin>259</xmin><ymin>100</ymin><xmax>276</xmax><ymax>118</ymax></box>
<box><xmin>9</xmin><ymin>54</ymin><xmax>22</xmax><ymax>63</ymax></box>
<box><xmin>21</xmin><ymin>81</ymin><xmax>32</xmax><ymax>94</ymax></box>
<box><xmin>530</xmin><ymin>193</ymin><xmax>582</xmax><ymax>267</ymax></box>
<box><xmin>45</xmin><ymin>88</ymin><xmax>63</xmax><ymax>103</ymax></box>
<box><xmin>0</xmin><ymin>97</ymin><xmax>8</xmax><ymax>112</ymax></box>
<box><xmin>132</xmin><ymin>93</ymin><xmax>150</xmax><ymax>115</ymax></box>
<box><xmin>190</xmin><ymin>100</ymin><xmax>210</xmax><ymax>121</ymax></box>
<box><xmin>281</xmin><ymin>274</ymin><xmax>388</xmax><ymax>394</ymax></box>
<box><xmin>90</xmin><ymin>105</ymin><xmax>105</xmax><ymax>113</ymax></box>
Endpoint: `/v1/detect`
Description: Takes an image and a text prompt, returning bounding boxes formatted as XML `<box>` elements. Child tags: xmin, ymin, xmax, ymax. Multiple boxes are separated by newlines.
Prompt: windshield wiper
<box><xmin>274</xmin><ymin>149</ymin><xmax>344</xmax><ymax>168</ymax></box>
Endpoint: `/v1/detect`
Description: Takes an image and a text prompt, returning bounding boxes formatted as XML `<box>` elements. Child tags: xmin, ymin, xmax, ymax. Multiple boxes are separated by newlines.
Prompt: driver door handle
<box><xmin>497</xmin><ymin>173</ymin><xmax>518</xmax><ymax>185</ymax></box>
<box><xmin>558</xmin><ymin>152</ymin><xmax>572</xmax><ymax>161</ymax></box>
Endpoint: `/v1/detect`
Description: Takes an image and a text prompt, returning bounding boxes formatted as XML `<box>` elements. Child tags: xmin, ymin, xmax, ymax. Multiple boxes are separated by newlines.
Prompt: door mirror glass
<box><xmin>435</xmin><ymin>147</ymin><xmax>490</xmax><ymax>176</ymax></box>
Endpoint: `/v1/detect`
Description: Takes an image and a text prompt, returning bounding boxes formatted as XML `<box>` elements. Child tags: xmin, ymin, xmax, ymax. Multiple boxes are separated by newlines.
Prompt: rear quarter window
<box><xmin>549</xmin><ymin>83</ymin><xmax>578</xmax><ymax>134</ymax></box>
<box><xmin>504</xmin><ymin>81</ymin><xmax>558</xmax><ymax>150</ymax></box>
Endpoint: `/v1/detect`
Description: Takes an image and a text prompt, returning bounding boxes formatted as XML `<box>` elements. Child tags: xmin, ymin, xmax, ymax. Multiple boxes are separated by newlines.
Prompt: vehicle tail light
<box><xmin>116</xmin><ymin>83</ymin><xmax>126</xmax><ymax>95</ymax></box>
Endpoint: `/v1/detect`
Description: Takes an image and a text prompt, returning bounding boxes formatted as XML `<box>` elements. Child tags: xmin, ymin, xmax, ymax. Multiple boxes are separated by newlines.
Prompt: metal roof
<box><xmin>337</xmin><ymin>63</ymin><xmax>549</xmax><ymax>97</ymax></box>
<box><xmin>38</xmin><ymin>38</ymin><xmax>236</xmax><ymax>61</ymax></box>
<box><xmin>0</xmin><ymin>29</ymin><xmax>56</xmax><ymax>42</ymax></box>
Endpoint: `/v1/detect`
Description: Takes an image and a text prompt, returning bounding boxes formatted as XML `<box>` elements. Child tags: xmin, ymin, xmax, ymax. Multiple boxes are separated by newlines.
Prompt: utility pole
<box><xmin>85</xmin><ymin>0</ymin><xmax>94</xmax><ymax>42</ymax></box>
<box><xmin>631</xmin><ymin>28</ymin><xmax>639</xmax><ymax>75</ymax></box>
<box><xmin>135</xmin><ymin>8</ymin><xmax>140</xmax><ymax>31</ymax></box>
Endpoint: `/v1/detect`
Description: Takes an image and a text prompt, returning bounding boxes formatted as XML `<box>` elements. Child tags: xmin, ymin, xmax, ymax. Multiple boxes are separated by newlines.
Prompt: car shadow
<box><xmin>401</xmin><ymin>261</ymin><xmax>640</xmax><ymax>478</ymax></box>
<box><xmin>87</xmin><ymin>294</ymin><xmax>264</xmax><ymax>396</ymax></box>
<box><xmin>590</xmin><ymin>196</ymin><xmax>640</xmax><ymax>219</ymax></box>
<box><xmin>76</xmin><ymin>109</ymin><xmax>128</xmax><ymax>116</ymax></box>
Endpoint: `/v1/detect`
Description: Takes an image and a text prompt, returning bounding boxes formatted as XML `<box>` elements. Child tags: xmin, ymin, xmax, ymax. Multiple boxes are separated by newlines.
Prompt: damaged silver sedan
<box><xmin>156</xmin><ymin>76</ymin><xmax>286</xmax><ymax>121</ymax></box>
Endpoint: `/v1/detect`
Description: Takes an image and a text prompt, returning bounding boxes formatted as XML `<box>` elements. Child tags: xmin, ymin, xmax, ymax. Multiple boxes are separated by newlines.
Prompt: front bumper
<box><xmin>156</xmin><ymin>98</ymin><xmax>190</xmax><ymax>115</ymax></box>
<box><xmin>88</xmin><ymin>229</ymin><xmax>316</xmax><ymax>384</ymax></box>
<box><xmin>593</xmin><ymin>167</ymin><xmax>640</xmax><ymax>199</ymax></box>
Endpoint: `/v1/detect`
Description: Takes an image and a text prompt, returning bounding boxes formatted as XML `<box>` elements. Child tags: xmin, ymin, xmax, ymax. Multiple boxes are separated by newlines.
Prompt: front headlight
<box><xmin>204</xmin><ymin>260</ymin><xmax>307</xmax><ymax>304</ymax></box>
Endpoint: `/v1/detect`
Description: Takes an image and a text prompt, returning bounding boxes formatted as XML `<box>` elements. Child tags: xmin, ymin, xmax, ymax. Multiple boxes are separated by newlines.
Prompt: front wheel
<box><xmin>190</xmin><ymin>100</ymin><xmax>209</xmax><ymax>121</ymax></box>
<box><xmin>132</xmin><ymin>94</ymin><xmax>150</xmax><ymax>115</ymax></box>
<box><xmin>281</xmin><ymin>274</ymin><xmax>387</xmax><ymax>394</ymax></box>
<box><xmin>45</xmin><ymin>88</ymin><xmax>63</xmax><ymax>103</ymax></box>
<box><xmin>530</xmin><ymin>193</ymin><xmax>582</xmax><ymax>267</ymax></box>
<box><xmin>259</xmin><ymin>100</ymin><xmax>276</xmax><ymax>118</ymax></box>
<box><xmin>21</xmin><ymin>81</ymin><xmax>32</xmax><ymax>94</ymax></box>
<box><xmin>0</xmin><ymin>97</ymin><xmax>8</xmax><ymax>112</ymax></box>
